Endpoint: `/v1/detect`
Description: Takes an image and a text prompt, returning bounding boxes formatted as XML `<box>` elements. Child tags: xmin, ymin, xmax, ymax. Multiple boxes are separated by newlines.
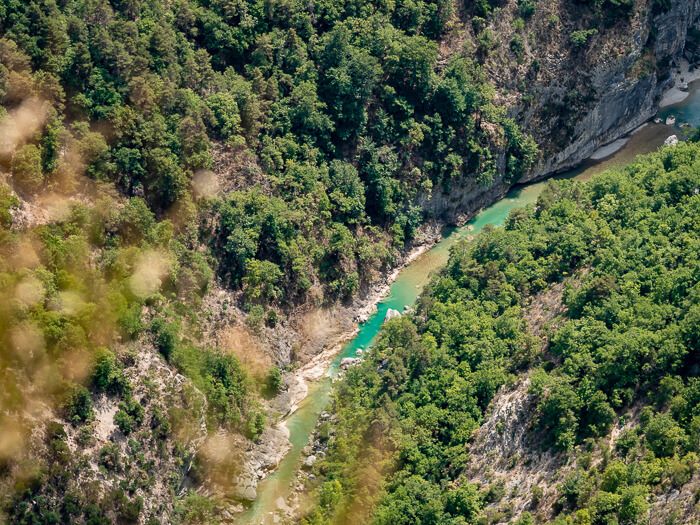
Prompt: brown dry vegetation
<box><xmin>219</xmin><ymin>324</ymin><xmax>272</xmax><ymax>380</ymax></box>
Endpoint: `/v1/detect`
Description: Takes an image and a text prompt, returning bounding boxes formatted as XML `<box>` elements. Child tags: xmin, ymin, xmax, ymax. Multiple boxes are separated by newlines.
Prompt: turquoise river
<box><xmin>241</xmin><ymin>85</ymin><xmax>700</xmax><ymax>524</ymax></box>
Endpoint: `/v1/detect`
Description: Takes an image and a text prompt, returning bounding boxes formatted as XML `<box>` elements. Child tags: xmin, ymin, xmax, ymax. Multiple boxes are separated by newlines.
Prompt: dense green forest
<box><xmin>0</xmin><ymin>0</ymin><xmax>543</xmax><ymax>521</ymax></box>
<box><xmin>302</xmin><ymin>142</ymin><xmax>700</xmax><ymax>525</ymax></box>
<box><xmin>0</xmin><ymin>0</ymin><xmax>538</xmax><ymax>307</ymax></box>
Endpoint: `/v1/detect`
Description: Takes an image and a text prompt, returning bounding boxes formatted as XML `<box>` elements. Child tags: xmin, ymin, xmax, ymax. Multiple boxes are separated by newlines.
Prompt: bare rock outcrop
<box><xmin>466</xmin><ymin>378</ymin><xmax>570</xmax><ymax>520</ymax></box>
<box><xmin>423</xmin><ymin>0</ymin><xmax>700</xmax><ymax>224</ymax></box>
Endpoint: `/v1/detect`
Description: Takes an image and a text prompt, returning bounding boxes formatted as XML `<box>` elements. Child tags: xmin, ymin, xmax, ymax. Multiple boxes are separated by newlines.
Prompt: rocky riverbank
<box><xmin>228</xmin><ymin>221</ymin><xmax>443</xmax><ymax>504</ymax></box>
<box><xmin>210</xmin><ymin>0</ymin><xmax>700</xmax><ymax>513</ymax></box>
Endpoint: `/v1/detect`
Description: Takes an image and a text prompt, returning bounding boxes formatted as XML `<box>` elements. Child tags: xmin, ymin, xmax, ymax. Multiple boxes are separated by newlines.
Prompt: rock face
<box><xmin>231</xmin><ymin>422</ymin><xmax>291</xmax><ymax>502</ymax></box>
<box><xmin>525</xmin><ymin>0</ymin><xmax>700</xmax><ymax>178</ymax></box>
<box><xmin>423</xmin><ymin>0</ymin><xmax>700</xmax><ymax>224</ymax></box>
<box><xmin>469</xmin><ymin>376</ymin><xmax>699</xmax><ymax>524</ymax></box>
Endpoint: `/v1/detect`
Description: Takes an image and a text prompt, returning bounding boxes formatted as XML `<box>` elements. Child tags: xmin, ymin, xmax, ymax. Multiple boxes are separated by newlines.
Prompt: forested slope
<box><xmin>302</xmin><ymin>142</ymin><xmax>700</xmax><ymax>525</ymax></box>
<box><xmin>0</xmin><ymin>0</ymin><xmax>697</xmax><ymax>523</ymax></box>
<box><xmin>0</xmin><ymin>0</ymin><xmax>540</xmax><ymax>522</ymax></box>
<box><xmin>0</xmin><ymin>0</ymin><xmax>538</xmax><ymax>308</ymax></box>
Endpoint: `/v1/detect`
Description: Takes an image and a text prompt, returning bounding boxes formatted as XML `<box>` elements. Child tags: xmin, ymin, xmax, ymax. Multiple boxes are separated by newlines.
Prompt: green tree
<box><xmin>206</xmin><ymin>92</ymin><xmax>242</xmax><ymax>141</ymax></box>
<box><xmin>12</xmin><ymin>143</ymin><xmax>44</xmax><ymax>193</ymax></box>
<box><xmin>644</xmin><ymin>413</ymin><xmax>687</xmax><ymax>457</ymax></box>
<box><xmin>327</xmin><ymin>160</ymin><xmax>366</xmax><ymax>224</ymax></box>
<box><xmin>243</xmin><ymin>259</ymin><xmax>283</xmax><ymax>305</ymax></box>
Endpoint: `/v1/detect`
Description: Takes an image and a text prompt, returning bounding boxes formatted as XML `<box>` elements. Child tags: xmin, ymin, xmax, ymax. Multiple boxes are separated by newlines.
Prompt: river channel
<box><xmin>240</xmin><ymin>84</ymin><xmax>700</xmax><ymax>524</ymax></box>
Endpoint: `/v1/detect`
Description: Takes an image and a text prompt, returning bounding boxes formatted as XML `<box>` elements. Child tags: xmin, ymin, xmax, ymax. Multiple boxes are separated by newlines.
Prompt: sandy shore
<box><xmin>590</xmin><ymin>138</ymin><xmax>630</xmax><ymax>160</ymax></box>
<box><xmin>660</xmin><ymin>59</ymin><xmax>700</xmax><ymax>108</ymax></box>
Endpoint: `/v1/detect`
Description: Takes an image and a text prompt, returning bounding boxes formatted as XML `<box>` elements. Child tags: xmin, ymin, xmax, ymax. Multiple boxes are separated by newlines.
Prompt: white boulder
<box><xmin>384</xmin><ymin>308</ymin><xmax>401</xmax><ymax>322</ymax></box>
<box><xmin>340</xmin><ymin>357</ymin><xmax>360</xmax><ymax>370</ymax></box>
<box><xmin>665</xmin><ymin>135</ymin><xmax>679</xmax><ymax>146</ymax></box>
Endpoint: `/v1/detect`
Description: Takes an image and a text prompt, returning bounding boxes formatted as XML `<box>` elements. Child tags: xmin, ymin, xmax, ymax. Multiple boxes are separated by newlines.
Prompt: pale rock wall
<box><xmin>528</xmin><ymin>0</ymin><xmax>700</xmax><ymax>179</ymax></box>
<box><xmin>423</xmin><ymin>0</ymin><xmax>700</xmax><ymax>224</ymax></box>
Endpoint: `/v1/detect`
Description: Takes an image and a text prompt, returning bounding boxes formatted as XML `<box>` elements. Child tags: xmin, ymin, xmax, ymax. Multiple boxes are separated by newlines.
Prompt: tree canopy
<box><xmin>303</xmin><ymin>142</ymin><xmax>700</xmax><ymax>525</ymax></box>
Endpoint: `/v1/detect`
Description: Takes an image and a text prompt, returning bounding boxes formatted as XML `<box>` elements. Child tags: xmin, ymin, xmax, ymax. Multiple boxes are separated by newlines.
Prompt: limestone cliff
<box><xmin>424</xmin><ymin>0</ymin><xmax>700</xmax><ymax>223</ymax></box>
<box><xmin>520</xmin><ymin>0</ymin><xmax>700</xmax><ymax>178</ymax></box>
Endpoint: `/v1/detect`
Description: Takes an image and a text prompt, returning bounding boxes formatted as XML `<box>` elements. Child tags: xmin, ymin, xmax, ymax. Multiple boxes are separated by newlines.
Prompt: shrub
<box><xmin>246</xmin><ymin>411</ymin><xmax>265</xmax><ymax>440</ymax></box>
<box><xmin>518</xmin><ymin>0</ymin><xmax>536</xmax><ymax>19</ymax></box>
<box><xmin>109</xmin><ymin>488</ymin><xmax>143</xmax><ymax>523</ymax></box>
<box><xmin>151</xmin><ymin>317</ymin><xmax>179</xmax><ymax>360</ymax></box>
<box><xmin>445</xmin><ymin>484</ymin><xmax>482</xmax><ymax>520</ymax></box>
<box><xmin>175</xmin><ymin>493</ymin><xmax>216</xmax><ymax>524</ymax></box>
<box><xmin>0</xmin><ymin>183</ymin><xmax>19</xmax><ymax>227</ymax></box>
<box><xmin>242</xmin><ymin>259</ymin><xmax>283</xmax><ymax>305</ymax></box>
<box><xmin>115</xmin><ymin>398</ymin><xmax>144</xmax><ymax>435</ymax></box>
<box><xmin>510</xmin><ymin>35</ymin><xmax>525</xmax><ymax>61</ymax></box>
<box><xmin>203</xmin><ymin>352</ymin><xmax>249</xmax><ymax>427</ymax></box>
<box><xmin>618</xmin><ymin>485</ymin><xmax>649</xmax><ymax>524</ymax></box>
<box><xmin>12</xmin><ymin>144</ymin><xmax>44</xmax><ymax>193</ymax></box>
<box><xmin>266</xmin><ymin>366</ymin><xmax>283</xmax><ymax>396</ymax></box>
<box><xmin>246</xmin><ymin>304</ymin><xmax>265</xmax><ymax>331</ymax></box>
<box><xmin>644</xmin><ymin>413</ymin><xmax>688</xmax><ymax>457</ymax></box>
<box><xmin>64</xmin><ymin>385</ymin><xmax>94</xmax><ymax>425</ymax></box>
<box><xmin>570</xmin><ymin>29</ymin><xmax>598</xmax><ymax>48</ymax></box>
<box><xmin>265</xmin><ymin>309</ymin><xmax>278</xmax><ymax>328</ymax></box>
<box><xmin>98</xmin><ymin>443</ymin><xmax>121</xmax><ymax>472</ymax></box>
<box><xmin>150</xmin><ymin>406</ymin><xmax>171</xmax><ymax>442</ymax></box>
<box><xmin>46</xmin><ymin>422</ymin><xmax>71</xmax><ymax>465</ymax></box>
<box><xmin>92</xmin><ymin>348</ymin><xmax>129</xmax><ymax>396</ymax></box>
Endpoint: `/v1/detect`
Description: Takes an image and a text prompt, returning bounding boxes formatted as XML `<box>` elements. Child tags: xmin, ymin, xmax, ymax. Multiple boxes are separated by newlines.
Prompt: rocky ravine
<box><xmin>199</xmin><ymin>223</ymin><xmax>444</xmax><ymax>503</ymax></box>
<box><xmin>218</xmin><ymin>0</ymin><xmax>700</xmax><ymax>508</ymax></box>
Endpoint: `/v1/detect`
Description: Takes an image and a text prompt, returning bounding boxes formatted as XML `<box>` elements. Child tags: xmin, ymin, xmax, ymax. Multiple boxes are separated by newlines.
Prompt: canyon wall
<box><xmin>527</xmin><ymin>0</ymin><xmax>700</xmax><ymax>179</ymax></box>
<box><xmin>424</xmin><ymin>0</ymin><xmax>700</xmax><ymax>223</ymax></box>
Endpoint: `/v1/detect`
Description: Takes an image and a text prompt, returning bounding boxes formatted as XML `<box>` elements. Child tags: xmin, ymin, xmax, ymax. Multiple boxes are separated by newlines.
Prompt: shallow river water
<box><xmin>240</xmin><ymin>85</ymin><xmax>700</xmax><ymax>524</ymax></box>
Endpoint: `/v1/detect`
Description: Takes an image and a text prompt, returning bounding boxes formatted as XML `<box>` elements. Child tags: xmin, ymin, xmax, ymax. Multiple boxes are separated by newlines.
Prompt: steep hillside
<box><xmin>0</xmin><ymin>0</ymin><xmax>698</xmax><ymax>523</ymax></box>
<box><xmin>302</xmin><ymin>141</ymin><xmax>700</xmax><ymax>525</ymax></box>
<box><xmin>423</xmin><ymin>0</ymin><xmax>700</xmax><ymax>220</ymax></box>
